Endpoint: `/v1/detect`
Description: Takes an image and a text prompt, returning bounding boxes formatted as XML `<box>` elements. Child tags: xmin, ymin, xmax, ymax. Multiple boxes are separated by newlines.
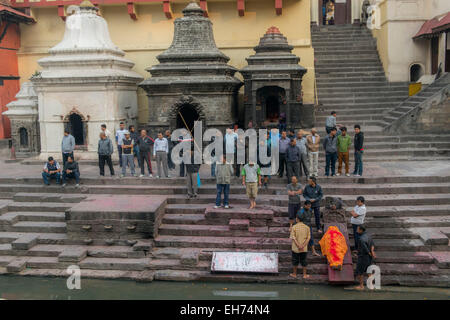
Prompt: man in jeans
<box><xmin>297</xmin><ymin>200</ymin><xmax>321</xmax><ymax>256</ymax></box>
<box><xmin>322</xmin><ymin>127</ymin><xmax>338</xmax><ymax>177</ymax></box>
<box><xmin>303</xmin><ymin>177</ymin><xmax>323</xmax><ymax>234</ymax></box>
<box><xmin>137</xmin><ymin>129</ymin><xmax>154</xmax><ymax>178</ymax></box>
<box><xmin>287</xmin><ymin>175</ymin><xmax>302</xmax><ymax>231</ymax></box>
<box><xmin>214</xmin><ymin>155</ymin><xmax>233</xmax><ymax>209</ymax></box>
<box><xmin>337</xmin><ymin>126</ymin><xmax>352</xmax><ymax>176</ymax></box>
<box><xmin>185</xmin><ymin>150</ymin><xmax>201</xmax><ymax>199</ymax></box>
<box><xmin>98</xmin><ymin>132</ymin><xmax>115</xmax><ymax>176</ymax></box>
<box><xmin>296</xmin><ymin>131</ymin><xmax>309</xmax><ymax>178</ymax></box>
<box><xmin>306</xmin><ymin>128</ymin><xmax>320</xmax><ymax>178</ymax></box>
<box><xmin>42</xmin><ymin>157</ymin><xmax>61</xmax><ymax>185</ymax></box>
<box><xmin>165</xmin><ymin>130</ymin><xmax>175</xmax><ymax>171</ymax></box>
<box><xmin>278</xmin><ymin>130</ymin><xmax>290</xmax><ymax>178</ymax></box>
<box><xmin>115</xmin><ymin>122</ymin><xmax>127</xmax><ymax>168</ymax></box>
<box><xmin>61</xmin><ymin>130</ymin><xmax>75</xmax><ymax>166</ymax></box>
<box><xmin>129</xmin><ymin>125</ymin><xmax>141</xmax><ymax>167</ymax></box>
<box><xmin>62</xmin><ymin>156</ymin><xmax>80</xmax><ymax>187</ymax></box>
<box><xmin>350</xmin><ymin>196</ymin><xmax>367</xmax><ymax>255</ymax></box>
<box><xmin>286</xmin><ymin>138</ymin><xmax>300</xmax><ymax>184</ymax></box>
<box><xmin>353</xmin><ymin>124</ymin><xmax>364</xmax><ymax>177</ymax></box>
<box><xmin>153</xmin><ymin>132</ymin><xmax>169</xmax><ymax>178</ymax></box>
<box><xmin>121</xmin><ymin>131</ymin><xmax>136</xmax><ymax>177</ymax></box>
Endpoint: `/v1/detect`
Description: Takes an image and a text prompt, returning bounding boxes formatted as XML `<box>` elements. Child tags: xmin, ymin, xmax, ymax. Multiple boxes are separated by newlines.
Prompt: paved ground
<box><xmin>2</xmin><ymin>160</ymin><xmax>450</xmax><ymax>180</ymax></box>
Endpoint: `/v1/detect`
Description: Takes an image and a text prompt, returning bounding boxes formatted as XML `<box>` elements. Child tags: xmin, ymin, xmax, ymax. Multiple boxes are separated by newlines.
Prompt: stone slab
<box><xmin>410</xmin><ymin>227</ymin><xmax>449</xmax><ymax>245</ymax></box>
<box><xmin>58</xmin><ymin>247</ymin><xmax>87</xmax><ymax>262</ymax></box>
<box><xmin>180</xmin><ymin>249</ymin><xmax>199</xmax><ymax>266</ymax></box>
<box><xmin>327</xmin><ymin>264</ymin><xmax>354</xmax><ymax>284</ymax></box>
<box><xmin>229</xmin><ymin>219</ymin><xmax>249</xmax><ymax>231</ymax></box>
<box><xmin>211</xmin><ymin>252</ymin><xmax>278</xmax><ymax>274</ymax></box>
<box><xmin>11</xmin><ymin>234</ymin><xmax>38</xmax><ymax>250</ymax></box>
<box><xmin>6</xmin><ymin>257</ymin><xmax>28</xmax><ymax>273</ymax></box>
<box><xmin>430</xmin><ymin>251</ymin><xmax>450</xmax><ymax>268</ymax></box>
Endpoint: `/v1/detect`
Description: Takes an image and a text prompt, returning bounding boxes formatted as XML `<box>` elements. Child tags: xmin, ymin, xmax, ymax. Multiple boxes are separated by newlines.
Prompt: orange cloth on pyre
<box><xmin>319</xmin><ymin>226</ymin><xmax>348</xmax><ymax>268</ymax></box>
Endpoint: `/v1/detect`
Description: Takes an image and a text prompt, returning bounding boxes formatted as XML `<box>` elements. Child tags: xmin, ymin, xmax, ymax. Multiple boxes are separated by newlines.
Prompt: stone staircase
<box><xmin>311</xmin><ymin>24</ymin><xmax>450</xmax><ymax>161</ymax></box>
<box><xmin>0</xmin><ymin>175</ymin><xmax>448</xmax><ymax>286</ymax></box>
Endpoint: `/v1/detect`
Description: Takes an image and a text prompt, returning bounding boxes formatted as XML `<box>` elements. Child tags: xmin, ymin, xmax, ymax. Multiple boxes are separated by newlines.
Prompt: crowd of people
<box><xmin>41</xmin><ymin>119</ymin><xmax>374</xmax><ymax>289</ymax></box>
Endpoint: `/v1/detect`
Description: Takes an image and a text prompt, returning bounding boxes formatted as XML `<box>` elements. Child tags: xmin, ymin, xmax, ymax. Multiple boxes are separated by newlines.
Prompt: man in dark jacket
<box><xmin>322</xmin><ymin>127</ymin><xmax>338</xmax><ymax>177</ymax></box>
<box><xmin>98</xmin><ymin>132</ymin><xmax>114</xmax><ymax>176</ymax></box>
<box><xmin>353</xmin><ymin>124</ymin><xmax>364</xmax><ymax>177</ymax></box>
<box><xmin>286</xmin><ymin>138</ymin><xmax>300</xmax><ymax>184</ymax></box>
<box><xmin>354</xmin><ymin>225</ymin><xmax>376</xmax><ymax>290</ymax></box>
<box><xmin>42</xmin><ymin>156</ymin><xmax>61</xmax><ymax>185</ymax></box>
<box><xmin>62</xmin><ymin>156</ymin><xmax>80</xmax><ymax>187</ymax></box>
<box><xmin>297</xmin><ymin>200</ymin><xmax>320</xmax><ymax>256</ymax></box>
<box><xmin>165</xmin><ymin>130</ymin><xmax>175</xmax><ymax>171</ymax></box>
<box><xmin>185</xmin><ymin>150</ymin><xmax>201</xmax><ymax>199</ymax></box>
<box><xmin>129</xmin><ymin>125</ymin><xmax>141</xmax><ymax>167</ymax></box>
<box><xmin>303</xmin><ymin>177</ymin><xmax>323</xmax><ymax>234</ymax></box>
<box><xmin>137</xmin><ymin>129</ymin><xmax>154</xmax><ymax>177</ymax></box>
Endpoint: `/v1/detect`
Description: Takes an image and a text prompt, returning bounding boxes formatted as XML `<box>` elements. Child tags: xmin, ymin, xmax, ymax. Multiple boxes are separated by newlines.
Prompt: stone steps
<box><xmin>0</xmin><ymin>231</ymin><xmax>67</xmax><ymax>245</ymax></box>
<box><xmin>9</xmin><ymin>221</ymin><xmax>67</xmax><ymax>233</ymax></box>
<box><xmin>0</xmin><ymin>211</ymin><xmax>66</xmax><ymax>224</ymax></box>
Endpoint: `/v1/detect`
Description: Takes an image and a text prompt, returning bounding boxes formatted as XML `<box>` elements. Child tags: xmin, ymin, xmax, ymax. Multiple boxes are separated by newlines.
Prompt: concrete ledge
<box><xmin>58</xmin><ymin>247</ymin><xmax>87</xmax><ymax>262</ymax></box>
<box><xmin>11</xmin><ymin>234</ymin><xmax>38</xmax><ymax>250</ymax></box>
<box><xmin>6</xmin><ymin>257</ymin><xmax>28</xmax><ymax>273</ymax></box>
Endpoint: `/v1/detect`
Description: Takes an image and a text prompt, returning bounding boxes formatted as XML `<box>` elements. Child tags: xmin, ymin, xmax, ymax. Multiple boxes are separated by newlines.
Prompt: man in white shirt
<box><xmin>153</xmin><ymin>132</ymin><xmax>169</xmax><ymax>178</ymax></box>
<box><xmin>350</xmin><ymin>196</ymin><xmax>367</xmax><ymax>254</ymax></box>
<box><xmin>115</xmin><ymin>122</ymin><xmax>128</xmax><ymax>168</ymax></box>
<box><xmin>101</xmin><ymin>124</ymin><xmax>111</xmax><ymax>138</ymax></box>
<box><xmin>224</xmin><ymin>127</ymin><xmax>238</xmax><ymax>169</ymax></box>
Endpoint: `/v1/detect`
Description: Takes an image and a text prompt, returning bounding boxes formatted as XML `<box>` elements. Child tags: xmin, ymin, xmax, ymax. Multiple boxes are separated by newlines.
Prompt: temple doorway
<box><xmin>319</xmin><ymin>0</ymin><xmax>352</xmax><ymax>25</ymax></box>
<box><xmin>68</xmin><ymin>113</ymin><xmax>85</xmax><ymax>145</ymax></box>
<box><xmin>19</xmin><ymin>127</ymin><xmax>28</xmax><ymax>147</ymax></box>
<box><xmin>257</xmin><ymin>86</ymin><xmax>286</xmax><ymax>127</ymax></box>
<box><xmin>176</xmin><ymin>104</ymin><xmax>200</xmax><ymax>132</ymax></box>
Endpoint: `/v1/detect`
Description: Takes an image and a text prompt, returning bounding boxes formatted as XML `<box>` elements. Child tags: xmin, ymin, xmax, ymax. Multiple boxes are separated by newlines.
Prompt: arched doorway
<box><xmin>257</xmin><ymin>86</ymin><xmax>286</xmax><ymax>126</ymax></box>
<box><xmin>266</xmin><ymin>96</ymin><xmax>280</xmax><ymax>122</ymax></box>
<box><xmin>19</xmin><ymin>127</ymin><xmax>28</xmax><ymax>147</ymax></box>
<box><xmin>176</xmin><ymin>104</ymin><xmax>200</xmax><ymax>131</ymax></box>
<box><xmin>69</xmin><ymin>113</ymin><xmax>85</xmax><ymax>145</ymax></box>
<box><xmin>410</xmin><ymin>64</ymin><xmax>424</xmax><ymax>82</ymax></box>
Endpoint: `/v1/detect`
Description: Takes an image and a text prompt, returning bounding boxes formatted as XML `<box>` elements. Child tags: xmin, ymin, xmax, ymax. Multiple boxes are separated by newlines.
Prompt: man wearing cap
<box><xmin>121</xmin><ymin>131</ymin><xmax>136</xmax><ymax>177</ymax></box>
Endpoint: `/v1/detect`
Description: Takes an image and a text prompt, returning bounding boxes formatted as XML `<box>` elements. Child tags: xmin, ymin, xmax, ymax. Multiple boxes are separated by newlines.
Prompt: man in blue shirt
<box><xmin>278</xmin><ymin>130</ymin><xmax>290</xmax><ymax>178</ymax></box>
<box><xmin>42</xmin><ymin>157</ymin><xmax>61</xmax><ymax>185</ymax></box>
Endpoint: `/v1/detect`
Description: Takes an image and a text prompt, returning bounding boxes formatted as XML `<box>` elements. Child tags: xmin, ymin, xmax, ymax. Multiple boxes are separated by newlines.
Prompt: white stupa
<box><xmin>33</xmin><ymin>0</ymin><xmax>143</xmax><ymax>160</ymax></box>
<box><xmin>3</xmin><ymin>82</ymin><xmax>40</xmax><ymax>156</ymax></box>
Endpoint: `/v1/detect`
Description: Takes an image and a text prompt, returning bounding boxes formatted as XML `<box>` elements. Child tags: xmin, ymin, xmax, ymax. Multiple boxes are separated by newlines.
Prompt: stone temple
<box><xmin>33</xmin><ymin>1</ymin><xmax>142</xmax><ymax>160</ymax></box>
<box><xmin>139</xmin><ymin>2</ymin><xmax>242</xmax><ymax>132</ymax></box>
<box><xmin>241</xmin><ymin>26</ymin><xmax>310</xmax><ymax>129</ymax></box>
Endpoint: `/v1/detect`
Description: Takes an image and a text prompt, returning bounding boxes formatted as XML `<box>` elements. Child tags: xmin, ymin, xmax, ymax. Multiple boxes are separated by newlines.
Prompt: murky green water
<box><xmin>0</xmin><ymin>275</ymin><xmax>448</xmax><ymax>300</ymax></box>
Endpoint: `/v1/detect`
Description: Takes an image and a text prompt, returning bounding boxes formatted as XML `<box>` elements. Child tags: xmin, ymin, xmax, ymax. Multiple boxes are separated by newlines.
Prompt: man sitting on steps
<box><xmin>42</xmin><ymin>156</ymin><xmax>61</xmax><ymax>186</ymax></box>
<box><xmin>62</xmin><ymin>156</ymin><xmax>80</xmax><ymax>188</ymax></box>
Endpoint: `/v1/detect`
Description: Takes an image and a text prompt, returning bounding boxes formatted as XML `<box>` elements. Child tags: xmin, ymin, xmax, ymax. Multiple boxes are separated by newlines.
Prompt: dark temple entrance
<box><xmin>319</xmin><ymin>0</ymin><xmax>352</xmax><ymax>25</ymax></box>
<box><xmin>68</xmin><ymin>113</ymin><xmax>85</xmax><ymax>145</ymax></box>
<box><xmin>176</xmin><ymin>104</ymin><xmax>200</xmax><ymax>131</ymax></box>
<box><xmin>257</xmin><ymin>86</ymin><xmax>286</xmax><ymax>127</ymax></box>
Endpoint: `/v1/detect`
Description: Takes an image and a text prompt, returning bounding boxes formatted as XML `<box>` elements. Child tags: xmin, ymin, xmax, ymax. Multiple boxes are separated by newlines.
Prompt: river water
<box><xmin>0</xmin><ymin>275</ymin><xmax>448</xmax><ymax>300</ymax></box>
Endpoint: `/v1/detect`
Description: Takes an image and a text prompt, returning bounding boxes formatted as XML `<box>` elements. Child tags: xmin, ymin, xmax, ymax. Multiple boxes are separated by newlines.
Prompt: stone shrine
<box><xmin>240</xmin><ymin>26</ymin><xmax>311</xmax><ymax>129</ymax></box>
<box><xmin>3</xmin><ymin>82</ymin><xmax>40</xmax><ymax>156</ymax></box>
<box><xmin>139</xmin><ymin>2</ymin><xmax>242</xmax><ymax>132</ymax></box>
<box><xmin>32</xmin><ymin>1</ymin><xmax>142</xmax><ymax>160</ymax></box>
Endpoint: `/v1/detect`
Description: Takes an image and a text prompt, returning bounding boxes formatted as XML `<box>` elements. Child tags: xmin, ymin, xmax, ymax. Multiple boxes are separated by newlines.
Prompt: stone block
<box><xmin>11</xmin><ymin>234</ymin><xmax>38</xmax><ymax>250</ymax></box>
<box><xmin>410</xmin><ymin>227</ymin><xmax>449</xmax><ymax>245</ymax></box>
<box><xmin>58</xmin><ymin>247</ymin><xmax>87</xmax><ymax>262</ymax></box>
<box><xmin>229</xmin><ymin>219</ymin><xmax>249</xmax><ymax>231</ymax></box>
<box><xmin>6</xmin><ymin>257</ymin><xmax>28</xmax><ymax>273</ymax></box>
<box><xmin>133</xmin><ymin>240</ymin><xmax>153</xmax><ymax>252</ymax></box>
<box><xmin>180</xmin><ymin>249</ymin><xmax>199</xmax><ymax>266</ymax></box>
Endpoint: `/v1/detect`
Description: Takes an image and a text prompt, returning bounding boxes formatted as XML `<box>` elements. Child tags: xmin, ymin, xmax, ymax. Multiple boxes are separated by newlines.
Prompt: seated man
<box><xmin>322</xmin><ymin>197</ymin><xmax>346</xmax><ymax>224</ymax></box>
<box><xmin>62</xmin><ymin>156</ymin><xmax>80</xmax><ymax>187</ymax></box>
<box><xmin>42</xmin><ymin>156</ymin><xmax>61</xmax><ymax>185</ymax></box>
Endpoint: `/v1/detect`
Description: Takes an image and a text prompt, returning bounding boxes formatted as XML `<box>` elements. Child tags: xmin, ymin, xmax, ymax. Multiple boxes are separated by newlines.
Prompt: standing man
<box><xmin>185</xmin><ymin>150</ymin><xmax>201</xmax><ymax>199</ymax></box>
<box><xmin>137</xmin><ymin>129</ymin><xmax>154</xmax><ymax>178</ymax></box>
<box><xmin>350</xmin><ymin>196</ymin><xmax>367</xmax><ymax>255</ymax></box>
<box><xmin>286</xmin><ymin>138</ymin><xmax>300</xmax><ymax>184</ymax></box>
<box><xmin>61</xmin><ymin>130</ymin><xmax>75</xmax><ymax>166</ymax></box>
<box><xmin>289</xmin><ymin>213</ymin><xmax>311</xmax><ymax>279</ymax></box>
<box><xmin>115</xmin><ymin>122</ymin><xmax>127</xmax><ymax>168</ymax></box>
<box><xmin>121</xmin><ymin>131</ymin><xmax>136</xmax><ymax>177</ymax></box>
<box><xmin>337</xmin><ymin>127</ymin><xmax>352</xmax><ymax>177</ymax></box>
<box><xmin>42</xmin><ymin>157</ymin><xmax>61</xmax><ymax>185</ymax></box>
<box><xmin>224</xmin><ymin>127</ymin><xmax>238</xmax><ymax>178</ymax></box>
<box><xmin>214</xmin><ymin>155</ymin><xmax>234</xmax><ymax>209</ymax></box>
<box><xmin>98</xmin><ymin>132</ymin><xmax>115</xmax><ymax>177</ymax></box>
<box><xmin>287</xmin><ymin>176</ymin><xmax>302</xmax><ymax>231</ymax></box>
<box><xmin>306</xmin><ymin>128</ymin><xmax>320</xmax><ymax>178</ymax></box>
<box><xmin>296</xmin><ymin>131</ymin><xmax>309</xmax><ymax>179</ymax></box>
<box><xmin>153</xmin><ymin>132</ymin><xmax>169</xmax><ymax>179</ymax></box>
<box><xmin>100</xmin><ymin>124</ymin><xmax>111</xmax><ymax>138</ymax></box>
<box><xmin>323</xmin><ymin>127</ymin><xmax>338</xmax><ymax>177</ymax></box>
<box><xmin>325</xmin><ymin>111</ymin><xmax>342</xmax><ymax>134</ymax></box>
<box><xmin>297</xmin><ymin>200</ymin><xmax>321</xmax><ymax>256</ymax></box>
<box><xmin>354</xmin><ymin>225</ymin><xmax>376</xmax><ymax>290</ymax></box>
<box><xmin>303</xmin><ymin>177</ymin><xmax>323</xmax><ymax>234</ymax></box>
<box><xmin>241</xmin><ymin>161</ymin><xmax>262</xmax><ymax>209</ymax></box>
<box><xmin>278</xmin><ymin>130</ymin><xmax>290</xmax><ymax>178</ymax></box>
<box><xmin>165</xmin><ymin>130</ymin><xmax>175</xmax><ymax>171</ymax></box>
<box><xmin>353</xmin><ymin>124</ymin><xmax>364</xmax><ymax>177</ymax></box>
<box><xmin>129</xmin><ymin>125</ymin><xmax>141</xmax><ymax>168</ymax></box>
<box><xmin>62</xmin><ymin>156</ymin><xmax>80</xmax><ymax>187</ymax></box>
